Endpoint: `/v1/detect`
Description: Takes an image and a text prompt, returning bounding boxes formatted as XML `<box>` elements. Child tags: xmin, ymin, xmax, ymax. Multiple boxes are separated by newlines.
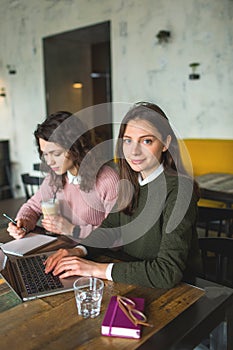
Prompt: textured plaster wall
<box><xmin>0</xmin><ymin>0</ymin><xmax>232</xmax><ymax>195</ymax></box>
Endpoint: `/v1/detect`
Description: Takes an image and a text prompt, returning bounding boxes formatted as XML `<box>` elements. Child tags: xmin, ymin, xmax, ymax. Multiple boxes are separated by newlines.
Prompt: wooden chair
<box><xmin>197</xmin><ymin>205</ymin><xmax>233</xmax><ymax>237</ymax></box>
<box><xmin>21</xmin><ymin>173</ymin><xmax>44</xmax><ymax>200</ymax></box>
<box><xmin>198</xmin><ymin>237</ymin><xmax>233</xmax><ymax>288</ymax></box>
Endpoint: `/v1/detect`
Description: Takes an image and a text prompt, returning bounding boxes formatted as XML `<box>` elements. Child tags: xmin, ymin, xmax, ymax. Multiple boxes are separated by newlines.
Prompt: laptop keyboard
<box><xmin>17</xmin><ymin>255</ymin><xmax>63</xmax><ymax>295</ymax></box>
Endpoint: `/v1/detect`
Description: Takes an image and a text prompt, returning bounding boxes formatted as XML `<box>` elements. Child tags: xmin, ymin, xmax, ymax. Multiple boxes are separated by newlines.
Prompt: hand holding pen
<box><xmin>3</xmin><ymin>213</ymin><xmax>28</xmax><ymax>240</ymax></box>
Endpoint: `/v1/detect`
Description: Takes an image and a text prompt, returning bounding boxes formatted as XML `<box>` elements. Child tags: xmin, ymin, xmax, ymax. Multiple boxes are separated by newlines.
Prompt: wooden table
<box><xmin>196</xmin><ymin>173</ymin><xmax>233</xmax><ymax>207</ymax></box>
<box><xmin>1</xmin><ymin>231</ymin><xmax>233</xmax><ymax>350</ymax></box>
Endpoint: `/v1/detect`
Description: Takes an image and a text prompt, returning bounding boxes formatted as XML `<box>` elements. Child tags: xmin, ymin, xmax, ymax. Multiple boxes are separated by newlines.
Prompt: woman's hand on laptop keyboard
<box><xmin>48</xmin><ymin>255</ymin><xmax>108</xmax><ymax>280</ymax></box>
<box><xmin>44</xmin><ymin>247</ymin><xmax>85</xmax><ymax>274</ymax></box>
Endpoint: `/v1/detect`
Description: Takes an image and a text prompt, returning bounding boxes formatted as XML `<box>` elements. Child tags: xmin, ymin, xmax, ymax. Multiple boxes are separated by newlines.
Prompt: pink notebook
<box><xmin>101</xmin><ymin>296</ymin><xmax>145</xmax><ymax>339</ymax></box>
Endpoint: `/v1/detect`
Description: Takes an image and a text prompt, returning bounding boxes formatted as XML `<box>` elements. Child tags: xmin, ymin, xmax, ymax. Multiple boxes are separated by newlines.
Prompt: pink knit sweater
<box><xmin>16</xmin><ymin>165</ymin><xmax>119</xmax><ymax>238</ymax></box>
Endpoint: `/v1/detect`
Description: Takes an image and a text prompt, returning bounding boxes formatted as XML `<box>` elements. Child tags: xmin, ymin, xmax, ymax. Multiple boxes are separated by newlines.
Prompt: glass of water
<box><xmin>73</xmin><ymin>277</ymin><xmax>104</xmax><ymax>318</ymax></box>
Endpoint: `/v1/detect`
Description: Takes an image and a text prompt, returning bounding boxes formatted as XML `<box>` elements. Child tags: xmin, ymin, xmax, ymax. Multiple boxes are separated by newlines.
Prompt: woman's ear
<box><xmin>65</xmin><ymin>150</ymin><xmax>72</xmax><ymax>159</ymax></box>
<box><xmin>162</xmin><ymin>135</ymin><xmax>171</xmax><ymax>152</ymax></box>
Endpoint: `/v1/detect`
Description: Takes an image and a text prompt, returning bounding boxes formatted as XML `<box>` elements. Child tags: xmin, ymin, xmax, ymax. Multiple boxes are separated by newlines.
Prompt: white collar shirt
<box><xmin>67</xmin><ymin>170</ymin><xmax>81</xmax><ymax>185</ymax></box>
<box><xmin>138</xmin><ymin>163</ymin><xmax>164</xmax><ymax>186</ymax></box>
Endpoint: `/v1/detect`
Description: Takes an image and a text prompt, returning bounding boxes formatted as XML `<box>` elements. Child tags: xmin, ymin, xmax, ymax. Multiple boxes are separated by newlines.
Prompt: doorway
<box><xmin>43</xmin><ymin>21</ymin><xmax>113</xmax><ymax>155</ymax></box>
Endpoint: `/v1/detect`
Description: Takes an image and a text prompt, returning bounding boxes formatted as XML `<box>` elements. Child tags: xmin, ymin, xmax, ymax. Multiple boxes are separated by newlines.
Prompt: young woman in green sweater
<box><xmin>44</xmin><ymin>102</ymin><xmax>201</xmax><ymax>289</ymax></box>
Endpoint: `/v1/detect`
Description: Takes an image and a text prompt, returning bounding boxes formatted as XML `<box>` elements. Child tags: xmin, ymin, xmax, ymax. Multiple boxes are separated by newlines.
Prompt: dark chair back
<box><xmin>197</xmin><ymin>206</ymin><xmax>233</xmax><ymax>237</ymax></box>
<box><xmin>0</xmin><ymin>160</ymin><xmax>14</xmax><ymax>199</ymax></box>
<box><xmin>198</xmin><ymin>237</ymin><xmax>233</xmax><ymax>287</ymax></box>
<box><xmin>21</xmin><ymin>173</ymin><xmax>44</xmax><ymax>200</ymax></box>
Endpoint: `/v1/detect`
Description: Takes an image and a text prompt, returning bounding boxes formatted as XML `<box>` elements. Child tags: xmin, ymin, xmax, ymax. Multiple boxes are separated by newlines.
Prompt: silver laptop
<box><xmin>0</xmin><ymin>249</ymin><xmax>77</xmax><ymax>301</ymax></box>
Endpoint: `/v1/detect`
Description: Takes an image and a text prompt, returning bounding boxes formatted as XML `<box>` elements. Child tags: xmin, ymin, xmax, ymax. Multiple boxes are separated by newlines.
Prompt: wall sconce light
<box><xmin>90</xmin><ymin>72</ymin><xmax>109</xmax><ymax>78</ymax></box>
<box><xmin>189</xmin><ymin>63</ymin><xmax>200</xmax><ymax>80</ymax></box>
<box><xmin>72</xmin><ymin>82</ymin><xmax>83</xmax><ymax>89</ymax></box>
<box><xmin>6</xmin><ymin>64</ymin><xmax>17</xmax><ymax>74</ymax></box>
<box><xmin>0</xmin><ymin>88</ymin><xmax>6</xmax><ymax>97</ymax></box>
<box><xmin>156</xmin><ymin>30</ymin><xmax>171</xmax><ymax>44</ymax></box>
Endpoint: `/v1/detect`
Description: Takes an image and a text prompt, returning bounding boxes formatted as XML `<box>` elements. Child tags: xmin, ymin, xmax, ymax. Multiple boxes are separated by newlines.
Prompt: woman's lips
<box><xmin>130</xmin><ymin>159</ymin><xmax>145</xmax><ymax>165</ymax></box>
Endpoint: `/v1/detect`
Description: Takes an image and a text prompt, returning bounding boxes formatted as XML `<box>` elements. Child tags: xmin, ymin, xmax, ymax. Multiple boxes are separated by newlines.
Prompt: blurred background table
<box><xmin>196</xmin><ymin>173</ymin><xmax>233</xmax><ymax>208</ymax></box>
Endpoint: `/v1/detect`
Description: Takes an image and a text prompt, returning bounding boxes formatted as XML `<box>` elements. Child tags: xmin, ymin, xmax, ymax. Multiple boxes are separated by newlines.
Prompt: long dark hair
<box><xmin>116</xmin><ymin>102</ymin><xmax>198</xmax><ymax>215</ymax></box>
<box><xmin>34</xmin><ymin>111</ymin><xmax>102</xmax><ymax>192</ymax></box>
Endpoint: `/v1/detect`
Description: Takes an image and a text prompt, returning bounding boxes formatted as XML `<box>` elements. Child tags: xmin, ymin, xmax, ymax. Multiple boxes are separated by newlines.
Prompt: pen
<box><xmin>2</xmin><ymin>213</ymin><xmax>27</xmax><ymax>232</ymax></box>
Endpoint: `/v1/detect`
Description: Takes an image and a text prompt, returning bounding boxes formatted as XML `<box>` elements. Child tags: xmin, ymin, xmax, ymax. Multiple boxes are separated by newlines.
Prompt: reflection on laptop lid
<box><xmin>0</xmin><ymin>250</ymin><xmax>78</xmax><ymax>301</ymax></box>
<box><xmin>0</xmin><ymin>248</ymin><xmax>22</xmax><ymax>309</ymax></box>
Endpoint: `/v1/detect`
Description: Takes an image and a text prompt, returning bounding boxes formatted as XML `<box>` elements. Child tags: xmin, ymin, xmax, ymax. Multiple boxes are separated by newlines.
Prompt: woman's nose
<box><xmin>46</xmin><ymin>154</ymin><xmax>55</xmax><ymax>165</ymax></box>
<box><xmin>130</xmin><ymin>141</ymin><xmax>141</xmax><ymax>155</ymax></box>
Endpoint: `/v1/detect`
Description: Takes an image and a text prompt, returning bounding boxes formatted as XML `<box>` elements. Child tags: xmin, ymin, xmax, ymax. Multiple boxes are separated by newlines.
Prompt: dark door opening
<box><xmin>43</xmin><ymin>21</ymin><xmax>113</xmax><ymax>156</ymax></box>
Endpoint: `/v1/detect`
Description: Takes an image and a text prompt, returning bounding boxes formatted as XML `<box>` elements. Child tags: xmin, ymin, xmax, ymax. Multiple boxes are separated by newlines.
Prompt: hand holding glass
<box><xmin>73</xmin><ymin>277</ymin><xmax>104</xmax><ymax>319</ymax></box>
<box><xmin>41</xmin><ymin>199</ymin><xmax>59</xmax><ymax>234</ymax></box>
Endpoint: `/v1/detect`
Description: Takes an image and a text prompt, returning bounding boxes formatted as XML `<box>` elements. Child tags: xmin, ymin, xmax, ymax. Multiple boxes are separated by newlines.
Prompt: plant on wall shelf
<box><xmin>0</xmin><ymin>88</ymin><xmax>6</xmax><ymax>97</ymax></box>
<box><xmin>156</xmin><ymin>30</ymin><xmax>171</xmax><ymax>44</ymax></box>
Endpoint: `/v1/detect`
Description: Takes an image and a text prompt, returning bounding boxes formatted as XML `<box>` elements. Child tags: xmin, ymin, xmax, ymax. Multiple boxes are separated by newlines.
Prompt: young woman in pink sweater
<box><xmin>7</xmin><ymin>111</ymin><xmax>119</xmax><ymax>240</ymax></box>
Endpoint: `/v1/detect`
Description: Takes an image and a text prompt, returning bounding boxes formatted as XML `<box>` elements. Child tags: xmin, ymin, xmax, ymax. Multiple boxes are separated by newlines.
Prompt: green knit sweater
<box><xmin>82</xmin><ymin>172</ymin><xmax>201</xmax><ymax>289</ymax></box>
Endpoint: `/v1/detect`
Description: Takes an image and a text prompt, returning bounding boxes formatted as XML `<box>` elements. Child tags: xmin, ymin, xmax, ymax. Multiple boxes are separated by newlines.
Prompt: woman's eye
<box><xmin>53</xmin><ymin>152</ymin><xmax>63</xmax><ymax>157</ymax></box>
<box><xmin>143</xmin><ymin>139</ymin><xmax>153</xmax><ymax>145</ymax></box>
<box><xmin>123</xmin><ymin>139</ymin><xmax>131</xmax><ymax>144</ymax></box>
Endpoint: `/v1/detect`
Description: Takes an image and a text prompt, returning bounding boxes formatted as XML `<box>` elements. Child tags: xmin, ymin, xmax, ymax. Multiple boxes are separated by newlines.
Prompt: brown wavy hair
<box><xmin>34</xmin><ymin>111</ymin><xmax>103</xmax><ymax>193</ymax></box>
<box><xmin>115</xmin><ymin>102</ymin><xmax>199</xmax><ymax>215</ymax></box>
